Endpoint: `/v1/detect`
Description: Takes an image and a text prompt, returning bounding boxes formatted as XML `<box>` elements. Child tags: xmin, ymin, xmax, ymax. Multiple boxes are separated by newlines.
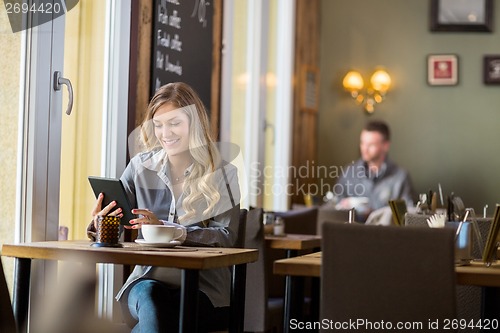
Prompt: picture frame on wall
<box><xmin>484</xmin><ymin>55</ymin><xmax>500</xmax><ymax>85</ymax></box>
<box><xmin>430</xmin><ymin>0</ymin><xmax>493</xmax><ymax>32</ymax></box>
<box><xmin>428</xmin><ymin>54</ymin><xmax>458</xmax><ymax>86</ymax></box>
<box><xmin>300</xmin><ymin>65</ymin><xmax>320</xmax><ymax>112</ymax></box>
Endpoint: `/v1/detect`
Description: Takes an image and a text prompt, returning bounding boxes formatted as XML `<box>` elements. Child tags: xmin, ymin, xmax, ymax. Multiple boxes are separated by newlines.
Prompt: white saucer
<box><xmin>135</xmin><ymin>239</ymin><xmax>181</xmax><ymax>248</ymax></box>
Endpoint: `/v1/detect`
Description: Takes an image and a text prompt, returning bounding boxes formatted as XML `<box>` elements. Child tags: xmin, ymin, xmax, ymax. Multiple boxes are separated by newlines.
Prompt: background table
<box><xmin>2</xmin><ymin>240</ymin><xmax>258</xmax><ymax>333</ymax></box>
<box><xmin>265</xmin><ymin>234</ymin><xmax>321</xmax><ymax>333</ymax></box>
<box><xmin>274</xmin><ymin>252</ymin><xmax>500</xmax><ymax>331</ymax></box>
<box><xmin>265</xmin><ymin>234</ymin><xmax>321</xmax><ymax>258</ymax></box>
<box><xmin>275</xmin><ymin>251</ymin><xmax>500</xmax><ymax>283</ymax></box>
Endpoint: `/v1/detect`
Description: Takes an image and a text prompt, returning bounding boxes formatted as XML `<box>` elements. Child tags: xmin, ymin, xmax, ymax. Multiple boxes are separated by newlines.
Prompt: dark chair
<box><xmin>321</xmin><ymin>223</ymin><xmax>456</xmax><ymax>332</ymax></box>
<box><xmin>243</xmin><ymin>208</ymin><xmax>283</xmax><ymax>332</ymax></box>
<box><xmin>316</xmin><ymin>205</ymin><xmax>350</xmax><ymax>235</ymax></box>
<box><xmin>207</xmin><ymin>208</ymin><xmax>248</xmax><ymax>333</ymax></box>
<box><xmin>292</xmin><ymin>203</ymin><xmax>351</xmax><ymax>235</ymax></box>
<box><xmin>0</xmin><ymin>258</ymin><xmax>16</xmax><ymax>333</ymax></box>
<box><xmin>234</xmin><ymin>208</ymin><xmax>248</xmax><ymax>248</ymax></box>
<box><xmin>274</xmin><ymin>207</ymin><xmax>318</xmax><ymax>235</ymax></box>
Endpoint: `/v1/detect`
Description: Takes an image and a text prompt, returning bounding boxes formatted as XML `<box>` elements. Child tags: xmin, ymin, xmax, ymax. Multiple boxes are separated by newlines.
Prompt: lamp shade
<box><xmin>370</xmin><ymin>69</ymin><xmax>391</xmax><ymax>92</ymax></box>
<box><xmin>342</xmin><ymin>71</ymin><xmax>364</xmax><ymax>91</ymax></box>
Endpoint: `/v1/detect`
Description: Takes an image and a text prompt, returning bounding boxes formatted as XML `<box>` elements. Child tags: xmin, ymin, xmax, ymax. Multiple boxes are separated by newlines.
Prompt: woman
<box><xmin>89</xmin><ymin>82</ymin><xmax>240</xmax><ymax>332</ymax></box>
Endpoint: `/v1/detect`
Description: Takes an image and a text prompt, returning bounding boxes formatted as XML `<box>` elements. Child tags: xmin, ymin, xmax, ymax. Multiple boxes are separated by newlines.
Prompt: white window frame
<box><xmin>220</xmin><ymin>0</ymin><xmax>295</xmax><ymax>211</ymax></box>
<box><xmin>15</xmin><ymin>5</ymin><xmax>66</xmax><ymax>330</ymax></box>
<box><xmin>244</xmin><ymin>0</ymin><xmax>269</xmax><ymax>209</ymax></box>
<box><xmin>273</xmin><ymin>0</ymin><xmax>295</xmax><ymax>211</ymax></box>
<box><xmin>17</xmin><ymin>2</ymin><xmax>65</xmax><ymax>245</ymax></box>
<box><xmin>98</xmin><ymin>0</ymin><xmax>131</xmax><ymax>320</ymax></box>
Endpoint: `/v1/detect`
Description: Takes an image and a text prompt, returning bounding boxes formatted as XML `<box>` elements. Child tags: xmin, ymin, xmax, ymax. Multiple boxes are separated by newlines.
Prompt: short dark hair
<box><xmin>363</xmin><ymin>120</ymin><xmax>390</xmax><ymax>141</ymax></box>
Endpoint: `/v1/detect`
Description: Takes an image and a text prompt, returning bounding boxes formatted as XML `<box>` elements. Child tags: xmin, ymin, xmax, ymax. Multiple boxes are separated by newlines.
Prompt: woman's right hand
<box><xmin>91</xmin><ymin>193</ymin><xmax>124</xmax><ymax>229</ymax></box>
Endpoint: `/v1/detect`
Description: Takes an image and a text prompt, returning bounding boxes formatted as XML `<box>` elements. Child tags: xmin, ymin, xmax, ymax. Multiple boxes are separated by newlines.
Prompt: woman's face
<box><xmin>153</xmin><ymin>103</ymin><xmax>190</xmax><ymax>156</ymax></box>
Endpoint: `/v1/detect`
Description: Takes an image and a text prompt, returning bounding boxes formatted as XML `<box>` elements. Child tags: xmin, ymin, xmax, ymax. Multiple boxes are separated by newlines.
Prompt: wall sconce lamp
<box><xmin>342</xmin><ymin>69</ymin><xmax>392</xmax><ymax>114</ymax></box>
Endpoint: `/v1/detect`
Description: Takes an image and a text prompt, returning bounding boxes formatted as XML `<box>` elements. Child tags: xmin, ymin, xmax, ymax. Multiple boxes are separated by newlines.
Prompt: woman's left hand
<box><xmin>125</xmin><ymin>208</ymin><xmax>162</xmax><ymax>229</ymax></box>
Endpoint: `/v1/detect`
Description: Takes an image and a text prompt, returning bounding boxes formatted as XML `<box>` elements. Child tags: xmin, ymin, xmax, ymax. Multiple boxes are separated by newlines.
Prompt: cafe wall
<box><xmin>317</xmin><ymin>0</ymin><xmax>500</xmax><ymax>213</ymax></box>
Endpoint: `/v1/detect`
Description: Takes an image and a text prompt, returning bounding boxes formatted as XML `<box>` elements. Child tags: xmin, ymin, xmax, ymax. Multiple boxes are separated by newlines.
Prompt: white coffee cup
<box><xmin>336</xmin><ymin>197</ymin><xmax>370</xmax><ymax>214</ymax></box>
<box><xmin>141</xmin><ymin>224</ymin><xmax>186</xmax><ymax>243</ymax></box>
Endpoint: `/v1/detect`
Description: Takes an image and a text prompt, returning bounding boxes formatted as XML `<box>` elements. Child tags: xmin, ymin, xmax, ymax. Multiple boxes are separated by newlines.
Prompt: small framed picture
<box><xmin>300</xmin><ymin>65</ymin><xmax>319</xmax><ymax>112</ymax></box>
<box><xmin>483</xmin><ymin>55</ymin><xmax>500</xmax><ymax>84</ymax></box>
<box><xmin>427</xmin><ymin>54</ymin><xmax>458</xmax><ymax>86</ymax></box>
<box><xmin>430</xmin><ymin>0</ymin><xmax>493</xmax><ymax>32</ymax></box>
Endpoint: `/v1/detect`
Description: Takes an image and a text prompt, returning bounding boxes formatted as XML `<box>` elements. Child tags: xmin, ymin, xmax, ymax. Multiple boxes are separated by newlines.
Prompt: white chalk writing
<box><xmin>191</xmin><ymin>0</ymin><xmax>209</xmax><ymax>28</ymax></box>
<box><xmin>169</xmin><ymin>10</ymin><xmax>181</xmax><ymax>29</ymax></box>
<box><xmin>165</xmin><ymin>55</ymin><xmax>182</xmax><ymax>76</ymax></box>
<box><xmin>170</xmin><ymin>34</ymin><xmax>182</xmax><ymax>52</ymax></box>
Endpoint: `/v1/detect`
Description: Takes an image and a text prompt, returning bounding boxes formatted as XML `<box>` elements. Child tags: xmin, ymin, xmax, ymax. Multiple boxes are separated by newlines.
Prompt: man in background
<box><xmin>335</xmin><ymin>120</ymin><xmax>414</xmax><ymax>222</ymax></box>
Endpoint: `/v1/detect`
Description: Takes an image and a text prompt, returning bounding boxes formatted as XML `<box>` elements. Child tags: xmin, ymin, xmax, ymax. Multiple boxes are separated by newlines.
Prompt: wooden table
<box><xmin>274</xmin><ymin>252</ymin><xmax>500</xmax><ymax>330</ymax></box>
<box><xmin>274</xmin><ymin>251</ymin><xmax>321</xmax><ymax>277</ymax></box>
<box><xmin>2</xmin><ymin>240</ymin><xmax>258</xmax><ymax>333</ymax></box>
<box><xmin>265</xmin><ymin>234</ymin><xmax>321</xmax><ymax>333</ymax></box>
<box><xmin>456</xmin><ymin>263</ymin><xmax>500</xmax><ymax>286</ymax></box>
<box><xmin>265</xmin><ymin>234</ymin><xmax>321</xmax><ymax>258</ymax></box>
<box><xmin>275</xmin><ymin>251</ymin><xmax>500</xmax><ymax>283</ymax></box>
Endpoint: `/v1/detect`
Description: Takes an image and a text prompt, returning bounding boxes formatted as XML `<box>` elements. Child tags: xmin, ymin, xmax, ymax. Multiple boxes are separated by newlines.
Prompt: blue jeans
<box><xmin>124</xmin><ymin>279</ymin><xmax>229</xmax><ymax>333</ymax></box>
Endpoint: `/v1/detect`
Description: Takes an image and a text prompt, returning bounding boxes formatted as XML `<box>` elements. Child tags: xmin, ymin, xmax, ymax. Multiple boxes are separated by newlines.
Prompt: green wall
<box><xmin>318</xmin><ymin>0</ymin><xmax>500</xmax><ymax>213</ymax></box>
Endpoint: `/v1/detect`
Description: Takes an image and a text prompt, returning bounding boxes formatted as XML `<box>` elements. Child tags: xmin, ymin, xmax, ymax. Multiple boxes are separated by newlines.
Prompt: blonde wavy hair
<box><xmin>140</xmin><ymin>82</ymin><xmax>222</xmax><ymax>223</ymax></box>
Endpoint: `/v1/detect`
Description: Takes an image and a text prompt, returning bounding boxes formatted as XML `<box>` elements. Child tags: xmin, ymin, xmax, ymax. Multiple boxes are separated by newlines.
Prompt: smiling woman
<box><xmin>134</xmin><ymin>83</ymin><xmax>229</xmax><ymax>224</ymax></box>
<box><xmin>88</xmin><ymin>82</ymin><xmax>241</xmax><ymax>332</ymax></box>
<box><xmin>152</xmin><ymin>105</ymin><xmax>191</xmax><ymax>157</ymax></box>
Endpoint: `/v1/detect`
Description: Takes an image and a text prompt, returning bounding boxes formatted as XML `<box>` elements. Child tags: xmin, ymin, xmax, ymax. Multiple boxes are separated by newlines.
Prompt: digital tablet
<box><xmin>88</xmin><ymin>176</ymin><xmax>136</xmax><ymax>226</ymax></box>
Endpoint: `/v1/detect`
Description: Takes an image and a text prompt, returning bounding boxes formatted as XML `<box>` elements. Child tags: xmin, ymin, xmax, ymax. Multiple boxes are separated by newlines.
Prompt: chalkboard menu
<box><xmin>151</xmin><ymin>0</ymin><xmax>218</xmax><ymax>117</ymax></box>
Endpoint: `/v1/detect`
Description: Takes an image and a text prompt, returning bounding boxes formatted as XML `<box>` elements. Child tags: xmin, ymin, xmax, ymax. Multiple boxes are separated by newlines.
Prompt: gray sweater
<box><xmin>115</xmin><ymin>149</ymin><xmax>240</xmax><ymax>308</ymax></box>
<box><xmin>335</xmin><ymin>158</ymin><xmax>414</xmax><ymax>211</ymax></box>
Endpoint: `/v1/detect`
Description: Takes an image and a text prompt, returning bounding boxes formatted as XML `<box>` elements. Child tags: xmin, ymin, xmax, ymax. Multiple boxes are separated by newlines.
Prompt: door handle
<box><xmin>53</xmin><ymin>71</ymin><xmax>74</xmax><ymax>115</ymax></box>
